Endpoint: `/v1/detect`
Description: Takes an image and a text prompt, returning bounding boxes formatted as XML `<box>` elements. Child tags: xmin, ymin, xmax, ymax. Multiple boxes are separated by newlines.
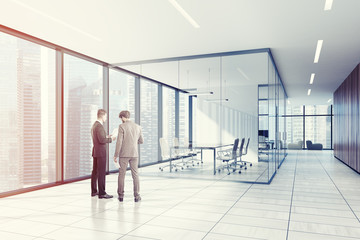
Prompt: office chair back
<box><xmin>238</xmin><ymin>138</ymin><xmax>245</xmax><ymax>155</ymax></box>
<box><xmin>184</xmin><ymin>137</ymin><xmax>190</xmax><ymax>147</ymax></box>
<box><xmin>243</xmin><ymin>138</ymin><xmax>250</xmax><ymax>155</ymax></box>
<box><xmin>232</xmin><ymin>138</ymin><xmax>240</xmax><ymax>155</ymax></box>
<box><xmin>173</xmin><ymin>137</ymin><xmax>182</xmax><ymax>156</ymax></box>
<box><xmin>173</xmin><ymin>137</ymin><xmax>179</xmax><ymax>147</ymax></box>
<box><xmin>159</xmin><ymin>138</ymin><xmax>170</xmax><ymax>160</ymax></box>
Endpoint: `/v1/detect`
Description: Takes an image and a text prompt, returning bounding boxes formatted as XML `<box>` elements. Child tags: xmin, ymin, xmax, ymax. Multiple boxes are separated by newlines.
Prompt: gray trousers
<box><xmin>118</xmin><ymin>157</ymin><xmax>140</xmax><ymax>198</ymax></box>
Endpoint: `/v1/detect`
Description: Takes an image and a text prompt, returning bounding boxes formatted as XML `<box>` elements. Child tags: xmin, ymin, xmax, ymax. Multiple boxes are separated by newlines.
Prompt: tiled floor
<box><xmin>0</xmin><ymin>150</ymin><xmax>359</xmax><ymax>240</ymax></box>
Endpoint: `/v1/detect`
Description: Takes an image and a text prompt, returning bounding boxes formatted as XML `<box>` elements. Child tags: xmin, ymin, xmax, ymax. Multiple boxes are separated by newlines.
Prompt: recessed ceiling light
<box><xmin>310</xmin><ymin>73</ymin><xmax>315</xmax><ymax>84</ymax></box>
<box><xmin>10</xmin><ymin>0</ymin><xmax>102</xmax><ymax>41</ymax></box>
<box><xmin>327</xmin><ymin>98</ymin><xmax>332</xmax><ymax>103</ymax></box>
<box><xmin>314</xmin><ymin>40</ymin><xmax>323</xmax><ymax>63</ymax></box>
<box><xmin>308</xmin><ymin>89</ymin><xmax>311</xmax><ymax>96</ymax></box>
<box><xmin>168</xmin><ymin>0</ymin><xmax>200</xmax><ymax>28</ymax></box>
<box><xmin>324</xmin><ymin>0</ymin><xmax>333</xmax><ymax>11</ymax></box>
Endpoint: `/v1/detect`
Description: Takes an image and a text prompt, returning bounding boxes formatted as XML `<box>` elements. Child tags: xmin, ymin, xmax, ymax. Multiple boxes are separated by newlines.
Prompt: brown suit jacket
<box><xmin>114</xmin><ymin>121</ymin><xmax>144</xmax><ymax>158</ymax></box>
<box><xmin>91</xmin><ymin>121</ymin><xmax>112</xmax><ymax>157</ymax></box>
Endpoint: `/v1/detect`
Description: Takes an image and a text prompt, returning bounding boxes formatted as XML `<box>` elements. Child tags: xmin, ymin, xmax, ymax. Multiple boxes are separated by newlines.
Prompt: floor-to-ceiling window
<box><xmin>179</xmin><ymin>92</ymin><xmax>189</xmax><ymax>146</ymax></box>
<box><xmin>305</xmin><ymin>105</ymin><xmax>332</xmax><ymax>149</ymax></box>
<box><xmin>285</xmin><ymin>105</ymin><xmax>333</xmax><ymax>149</ymax></box>
<box><xmin>0</xmin><ymin>27</ymin><xmax>192</xmax><ymax>196</ymax></box>
<box><xmin>140</xmin><ymin>79</ymin><xmax>159</xmax><ymax>166</ymax></box>
<box><xmin>0</xmin><ymin>32</ymin><xmax>56</xmax><ymax>192</ymax></box>
<box><xmin>63</xmin><ymin>54</ymin><xmax>103</xmax><ymax>180</ymax></box>
<box><xmin>162</xmin><ymin>87</ymin><xmax>176</xmax><ymax>148</ymax></box>
<box><xmin>109</xmin><ymin>69</ymin><xmax>135</xmax><ymax>171</ymax></box>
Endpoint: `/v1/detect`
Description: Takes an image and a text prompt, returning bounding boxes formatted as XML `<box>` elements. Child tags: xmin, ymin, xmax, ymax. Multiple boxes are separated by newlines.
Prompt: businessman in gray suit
<box><xmin>114</xmin><ymin>110</ymin><xmax>144</xmax><ymax>202</ymax></box>
<box><xmin>91</xmin><ymin>109</ymin><xmax>115</xmax><ymax>199</ymax></box>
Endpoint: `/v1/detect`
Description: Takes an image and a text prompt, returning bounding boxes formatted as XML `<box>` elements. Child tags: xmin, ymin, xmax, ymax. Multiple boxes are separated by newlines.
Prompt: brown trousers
<box><xmin>118</xmin><ymin>157</ymin><xmax>140</xmax><ymax>198</ymax></box>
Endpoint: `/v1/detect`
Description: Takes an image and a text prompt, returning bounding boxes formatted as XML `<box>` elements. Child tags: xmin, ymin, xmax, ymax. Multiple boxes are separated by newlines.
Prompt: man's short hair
<box><xmin>119</xmin><ymin>110</ymin><xmax>130</xmax><ymax>119</ymax></box>
<box><xmin>97</xmin><ymin>109</ymin><xmax>107</xmax><ymax>118</ymax></box>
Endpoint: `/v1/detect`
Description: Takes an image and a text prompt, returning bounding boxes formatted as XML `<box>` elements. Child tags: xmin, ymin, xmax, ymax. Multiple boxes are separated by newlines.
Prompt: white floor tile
<box><xmin>288</xmin><ymin>231</ymin><xmax>358</xmax><ymax>240</ymax></box>
<box><xmin>161</xmin><ymin>208</ymin><xmax>223</xmax><ymax>222</ymax></box>
<box><xmin>290</xmin><ymin>213</ymin><xmax>360</xmax><ymax>227</ymax></box>
<box><xmin>211</xmin><ymin>222</ymin><xmax>287</xmax><ymax>240</ymax></box>
<box><xmin>126</xmin><ymin>224</ymin><xmax>206</xmax><ymax>240</ymax></box>
<box><xmin>289</xmin><ymin>221</ymin><xmax>360</xmax><ymax>238</ymax></box>
<box><xmin>220</xmin><ymin>214</ymin><xmax>288</xmax><ymax>230</ymax></box>
<box><xmin>0</xmin><ymin>231</ymin><xmax>35</xmax><ymax>240</ymax></box>
<box><xmin>42</xmin><ymin>226</ymin><xmax>121</xmax><ymax>240</ymax></box>
<box><xmin>227</xmin><ymin>208</ymin><xmax>289</xmax><ymax>220</ymax></box>
<box><xmin>203</xmin><ymin>232</ymin><xmax>261</xmax><ymax>240</ymax></box>
<box><xmin>0</xmin><ymin>219</ymin><xmax>63</xmax><ymax>237</ymax></box>
<box><xmin>21</xmin><ymin>212</ymin><xmax>86</xmax><ymax>226</ymax></box>
<box><xmin>70</xmin><ymin>217</ymin><xmax>142</xmax><ymax>234</ymax></box>
<box><xmin>146</xmin><ymin>215</ymin><xmax>216</xmax><ymax>232</ymax></box>
<box><xmin>92</xmin><ymin>209</ymin><xmax>156</xmax><ymax>224</ymax></box>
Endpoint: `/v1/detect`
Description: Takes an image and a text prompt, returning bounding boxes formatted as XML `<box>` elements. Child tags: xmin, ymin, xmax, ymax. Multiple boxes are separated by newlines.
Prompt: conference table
<box><xmin>171</xmin><ymin>143</ymin><xmax>233</xmax><ymax>175</ymax></box>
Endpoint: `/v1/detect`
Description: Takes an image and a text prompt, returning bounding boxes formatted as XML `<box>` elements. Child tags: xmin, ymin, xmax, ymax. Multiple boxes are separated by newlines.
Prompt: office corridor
<box><xmin>0</xmin><ymin>151</ymin><xmax>359</xmax><ymax>240</ymax></box>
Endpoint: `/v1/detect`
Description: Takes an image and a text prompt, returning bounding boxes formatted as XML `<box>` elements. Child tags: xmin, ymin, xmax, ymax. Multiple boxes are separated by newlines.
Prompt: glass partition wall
<box><xmin>1</xmin><ymin>26</ymin><xmax>288</xmax><ymax>196</ymax></box>
<box><xmin>122</xmin><ymin>51</ymin><xmax>287</xmax><ymax>184</ymax></box>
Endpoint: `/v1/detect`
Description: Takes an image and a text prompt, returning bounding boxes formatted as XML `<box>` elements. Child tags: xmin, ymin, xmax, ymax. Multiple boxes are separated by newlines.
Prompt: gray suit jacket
<box><xmin>114</xmin><ymin>121</ymin><xmax>144</xmax><ymax>158</ymax></box>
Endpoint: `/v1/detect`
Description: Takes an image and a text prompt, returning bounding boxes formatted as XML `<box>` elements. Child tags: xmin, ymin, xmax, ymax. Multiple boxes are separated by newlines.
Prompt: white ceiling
<box><xmin>1</xmin><ymin>0</ymin><xmax>360</xmax><ymax>106</ymax></box>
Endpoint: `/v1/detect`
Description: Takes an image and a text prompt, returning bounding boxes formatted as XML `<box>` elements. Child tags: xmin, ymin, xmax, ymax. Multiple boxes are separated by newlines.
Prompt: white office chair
<box><xmin>159</xmin><ymin>138</ymin><xmax>183</xmax><ymax>171</ymax></box>
<box><xmin>184</xmin><ymin>137</ymin><xmax>202</xmax><ymax>165</ymax></box>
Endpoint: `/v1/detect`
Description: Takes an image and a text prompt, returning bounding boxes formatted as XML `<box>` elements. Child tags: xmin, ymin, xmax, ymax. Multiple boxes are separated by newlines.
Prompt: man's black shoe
<box><xmin>91</xmin><ymin>192</ymin><xmax>98</xmax><ymax>197</ymax></box>
<box><xmin>118</xmin><ymin>197</ymin><xmax>123</xmax><ymax>202</ymax></box>
<box><xmin>98</xmin><ymin>194</ymin><xmax>113</xmax><ymax>199</ymax></box>
<box><xmin>134</xmin><ymin>196</ymin><xmax>141</xmax><ymax>202</ymax></box>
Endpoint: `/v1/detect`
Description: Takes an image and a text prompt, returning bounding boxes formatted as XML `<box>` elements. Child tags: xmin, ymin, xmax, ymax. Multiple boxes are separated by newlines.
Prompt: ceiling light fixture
<box><xmin>182</xmin><ymin>88</ymin><xmax>198</xmax><ymax>92</ymax></box>
<box><xmin>287</xmin><ymin>100</ymin><xmax>291</xmax><ymax>104</ymax></box>
<box><xmin>324</xmin><ymin>0</ymin><xmax>333</xmax><ymax>11</ymax></box>
<box><xmin>314</xmin><ymin>40</ymin><xmax>323</xmax><ymax>63</ymax></box>
<box><xmin>205</xmin><ymin>99</ymin><xmax>229</xmax><ymax>102</ymax></box>
<box><xmin>11</xmin><ymin>0</ymin><xmax>102</xmax><ymax>42</ymax></box>
<box><xmin>310</xmin><ymin>73</ymin><xmax>315</xmax><ymax>84</ymax></box>
<box><xmin>308</xmin><ymin>89</ymin><xmax>311</xmax><ymax>96</ymax></box>
<box><xmin>327</xmin><ymin>98</ymin><xmax>332</xmax><ymax>103</ymax></box>
<box><xmin>168</xmin><ymin>0</ymin><xmax>200</xmax><ymax>28</ymax></box>
<box><xmin>189</xmin><ymin>91</ymin><xmax>214</xmax><ymax>96</ymax></box>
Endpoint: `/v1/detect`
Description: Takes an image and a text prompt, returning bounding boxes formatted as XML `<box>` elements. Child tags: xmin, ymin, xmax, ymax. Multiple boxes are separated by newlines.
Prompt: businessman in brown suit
<box><xmin>114</xmin><ymin>110</ymin><xmax>143</xmax><ymax>202</ymax></box>
<box><xmin>91</xmin><ymin>109</ymin><xmax>115</xmax><ymax>199</ymax></box>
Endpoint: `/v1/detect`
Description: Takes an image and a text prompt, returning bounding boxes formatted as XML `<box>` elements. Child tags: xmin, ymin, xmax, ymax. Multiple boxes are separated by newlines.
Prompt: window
<box><xmin>179</xmin><ymin>92</ymin><xmax>189</xmax><ymax>146</ymax></box>
<box><xmin>286</xmin><ymin>117</ymin><xmax>304</xmax><ymax>147</ymax></box>
<box><xmin>140</xmin><ymin>79</ymin><xmax>158</xmax><ymax>165</ymax></box>
<box><xmin>0</xmin><ymin>32</ymin><xmax>56</xmax><ymax>192</ymax></box>
<box><xmin>305</xmin><ymin>105</ymin><xmax>331</xmax><ymax>115</ymax></box>
<box><xmin>305</xmin><ymin>116</ymin><xmax>332</xmax><ymax>149</ymax></box>
<box><xmin>162</xmin><ymin>87</ymin><xmax>176</xmax><ymax>148</ymax></box>
<box><xmin>286</xmin><ymin>105</ymin><xmax>303</xmax><ymax>116</ymax></box>
<box><xmin>63</xmin><ymin>54</ymin><xmax>103</xmax><ymax>179</ymax></box>
<box><xmin>285</xmin><ymin>105</ymin><xmax>333</xmax><ymax>149</ymax></box>
<box><xmin>109</xmin><ymin>69</ymin><xmax>135</xmax><ymax>171</ymax></box>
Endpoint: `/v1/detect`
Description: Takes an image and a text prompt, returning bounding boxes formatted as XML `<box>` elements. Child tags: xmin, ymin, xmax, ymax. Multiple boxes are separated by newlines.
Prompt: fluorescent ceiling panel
<box><xmin>168</xmin><ymin>0</ymin><xmax>200</xmax><ymax>28</ymax></box>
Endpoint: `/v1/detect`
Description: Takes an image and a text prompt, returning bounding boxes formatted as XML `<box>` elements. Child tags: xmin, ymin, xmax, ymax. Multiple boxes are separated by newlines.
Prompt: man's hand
<box><xmin>111</xmin><ymin>135</ymin><xmax>116</xmax><ymax>141</ymax></box>
<box><xmin>113</xmin><ymin>157</ymin><xmax>117</xmax><ymax>163</ymax></box>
